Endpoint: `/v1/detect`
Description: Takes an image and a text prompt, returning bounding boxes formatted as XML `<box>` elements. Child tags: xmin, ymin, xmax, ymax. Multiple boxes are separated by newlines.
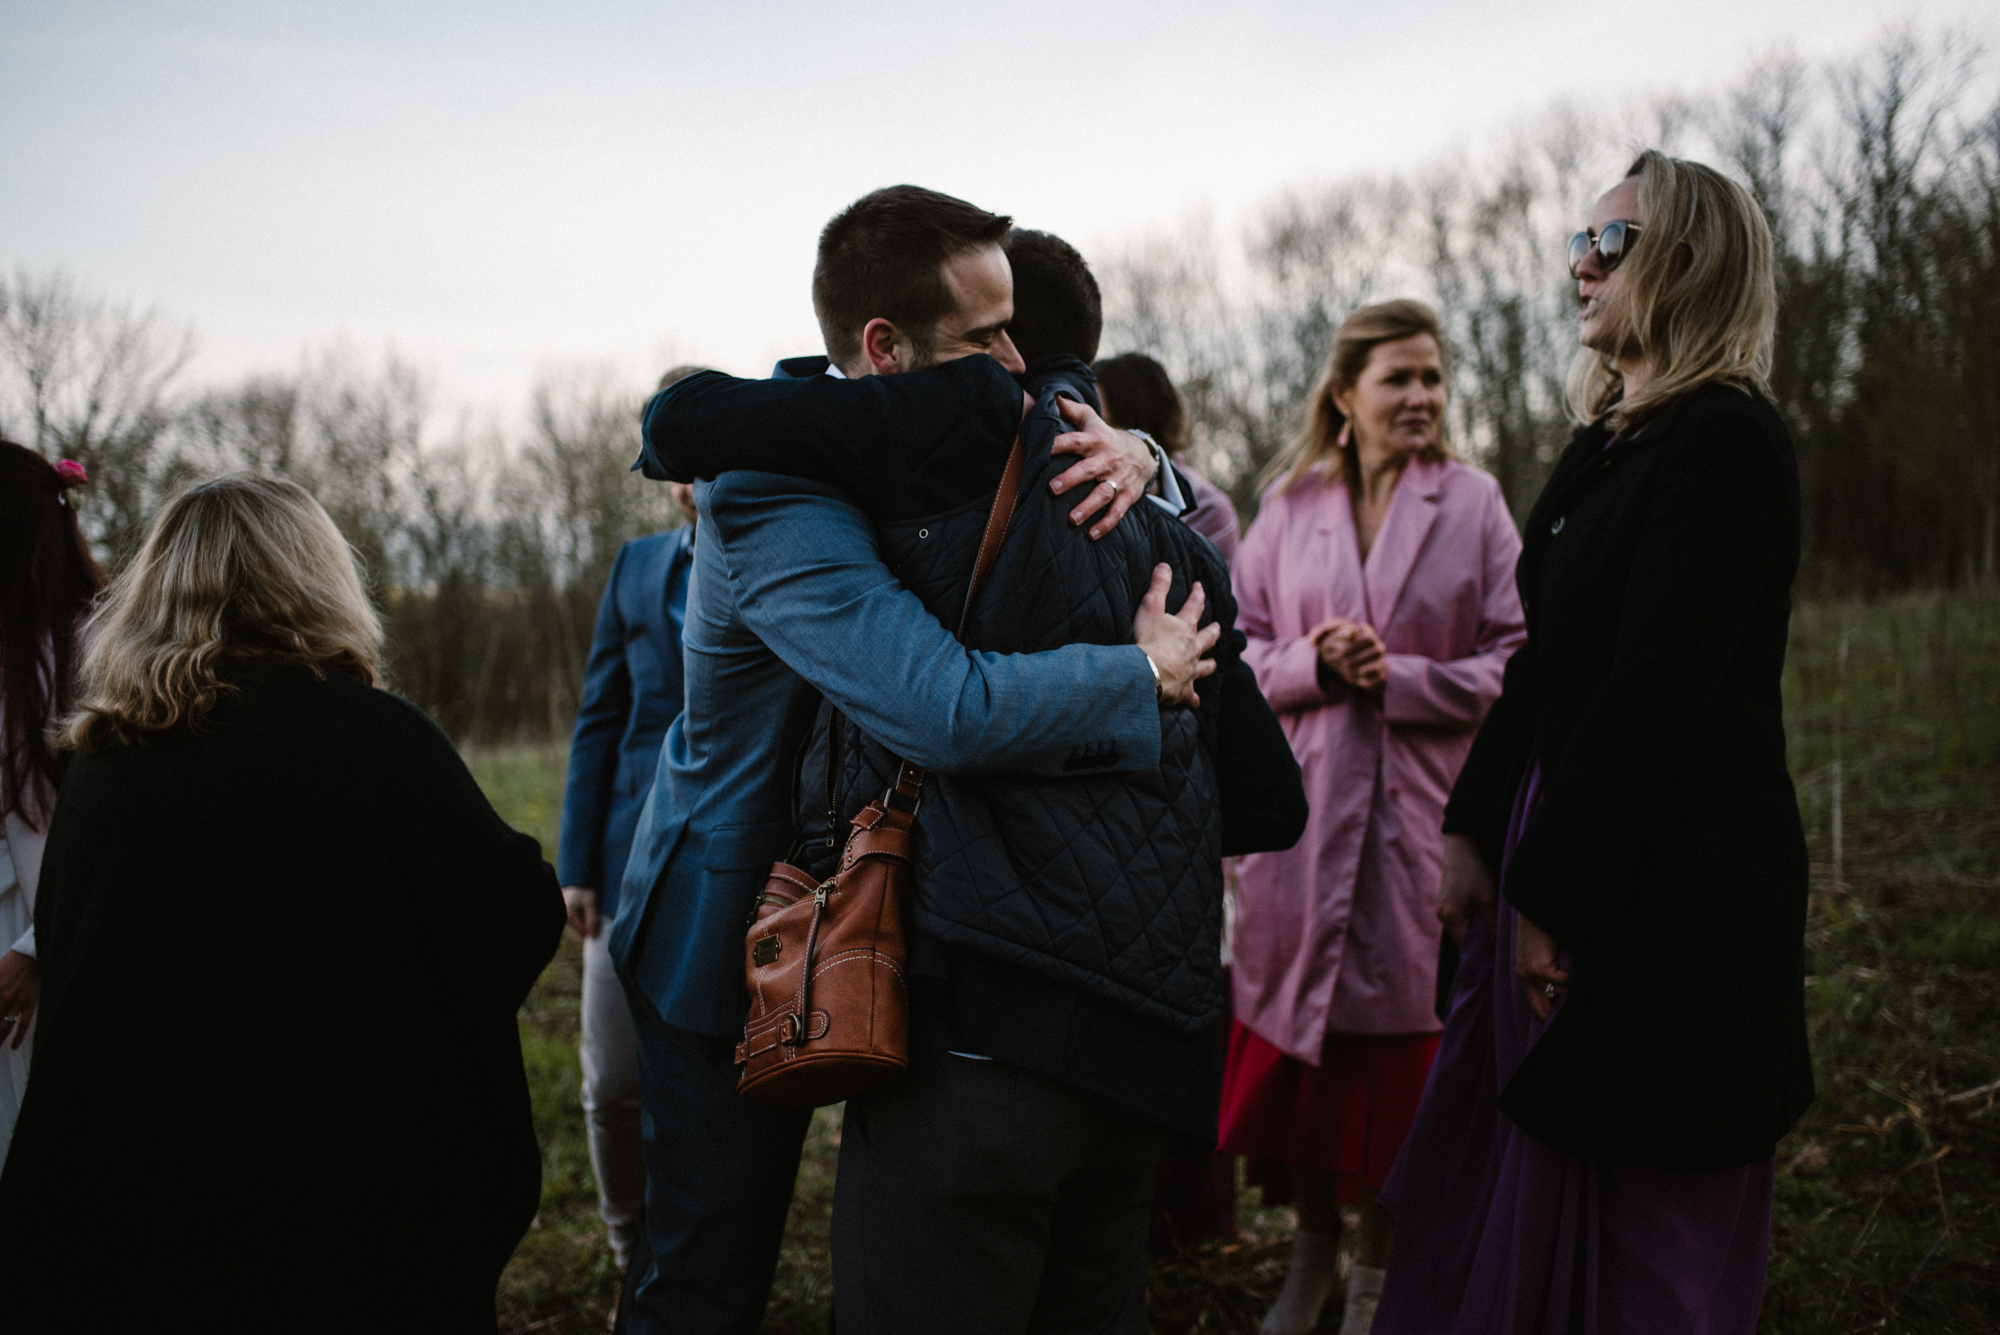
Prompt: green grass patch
<box><xmin>467</xmin><ymin>746</ymin><xmax>621</xmax><ymax>1333</ymax></box>
<box><xmin>472</xmin><ymin>591</ymin><xmax>2000</xmax><ymax>1333</ymax></box>
<box><xmin>1763</xmin><ymin>592</ymin><xmax>2000</xmax><ymax>1333</ymax></box>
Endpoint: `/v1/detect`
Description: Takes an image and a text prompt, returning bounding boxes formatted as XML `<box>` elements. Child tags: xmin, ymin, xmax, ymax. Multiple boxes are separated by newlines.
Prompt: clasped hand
<box><xmin>1310</xmin><ymin>616</ymin><xmax>1387</xmax><ymax>693</ymax></box>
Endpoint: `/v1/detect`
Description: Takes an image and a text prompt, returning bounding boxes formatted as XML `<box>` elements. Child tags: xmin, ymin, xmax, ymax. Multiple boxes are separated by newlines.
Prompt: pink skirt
<box><xmin>1217</xmin><ymin>1021</ymin><xmax>1440</xmax><ymax>1204</ymax></box>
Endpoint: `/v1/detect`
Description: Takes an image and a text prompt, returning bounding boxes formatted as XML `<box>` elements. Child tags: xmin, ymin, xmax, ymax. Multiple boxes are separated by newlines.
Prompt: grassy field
<box><xmin>470</xmin><ymin>589</ymin><xmax>1999</xmax><ymax>1334</ymax></box>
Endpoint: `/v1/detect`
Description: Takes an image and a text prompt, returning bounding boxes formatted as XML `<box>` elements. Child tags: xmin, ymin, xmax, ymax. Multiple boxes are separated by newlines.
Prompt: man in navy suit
<box><xmin>611</xmin><ymin>187</ymin><xmax>1215</xmax><ymax>1335</ymax></box>
<box><xmin>557</xmin><ymin>382</ymin><xmax>707</xmax><ymax>1275</ymax></box>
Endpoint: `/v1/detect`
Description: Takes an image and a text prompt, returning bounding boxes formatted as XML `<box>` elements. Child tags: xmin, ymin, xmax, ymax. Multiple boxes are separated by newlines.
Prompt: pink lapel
<box><xmin>1306</xmin><ymin>467</ymin><xmax>1370</xmax><ymax>625</ymax></box>
<box><xmin>1363</xmin><ymin>456</ymin><xmax>1445</xmax><ymax>633</ymax></box>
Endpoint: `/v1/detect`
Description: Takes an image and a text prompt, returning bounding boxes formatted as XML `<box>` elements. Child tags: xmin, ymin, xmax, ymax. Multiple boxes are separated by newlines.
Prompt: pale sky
<box><xmin>6</xmin><ymin>0</ymin><xmax>1994</xmax><ymax>420</ymax></box>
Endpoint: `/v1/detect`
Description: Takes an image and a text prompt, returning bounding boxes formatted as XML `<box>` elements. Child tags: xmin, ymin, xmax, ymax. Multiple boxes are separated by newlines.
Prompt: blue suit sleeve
<box><xmin>558</xmin><ymin>544</ymin><xmax>633</xmax><ymax>887</ymax></box>
<box><xmin>705</xmin><ymin>474</ymin><xmax>1162</xmax><ymax>776</ymax></box>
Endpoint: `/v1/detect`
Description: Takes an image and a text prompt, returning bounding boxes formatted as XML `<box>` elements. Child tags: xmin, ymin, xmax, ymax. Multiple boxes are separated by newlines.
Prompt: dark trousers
<box><xmin>832</xmin><ymin>1044</ymin><xmax>1171</xmax><ymax>1334</ymax></box>
<box><xmin>1149</xmin><ymin>965</ymin><xmax>1236</xmax><ymax>1254</ymax></box>
<box><xmin>624</xmin><ymin>986</ymin><xmax>813</xmax><ymax>1335</ymax></box>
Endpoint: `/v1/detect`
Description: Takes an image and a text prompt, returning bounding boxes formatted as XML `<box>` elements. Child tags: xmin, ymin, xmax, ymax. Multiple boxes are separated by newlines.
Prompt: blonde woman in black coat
<box><xmin>0</xmin><ymin>476</ymin><xmax>564</xmax><ymax>1334</ymax></box>
<box><xmin>1374</xmin><ymin>151</ymin><xmax>1813</xmax><ymax>1334</ymax></box>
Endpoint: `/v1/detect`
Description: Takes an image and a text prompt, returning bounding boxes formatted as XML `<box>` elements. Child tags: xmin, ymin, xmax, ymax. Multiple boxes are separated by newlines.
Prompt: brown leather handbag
<box><xmin>734</xmin><ymin>426</ymin><xmax>1027</xmax><ymax>1108</ymax></box>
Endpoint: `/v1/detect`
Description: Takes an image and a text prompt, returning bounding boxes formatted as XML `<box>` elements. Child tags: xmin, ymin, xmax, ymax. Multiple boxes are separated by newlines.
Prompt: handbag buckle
<box><xmin>882</xmin><ymin>762</ymin><xmax>926</xmax><ymax>817</ymax></box>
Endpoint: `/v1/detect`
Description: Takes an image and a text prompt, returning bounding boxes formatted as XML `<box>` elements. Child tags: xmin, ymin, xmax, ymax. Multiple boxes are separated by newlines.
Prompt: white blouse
<box><xmin>0</xmin><ymin>669</ymin><xmax>56</xmax><ymax>959</ymax></box>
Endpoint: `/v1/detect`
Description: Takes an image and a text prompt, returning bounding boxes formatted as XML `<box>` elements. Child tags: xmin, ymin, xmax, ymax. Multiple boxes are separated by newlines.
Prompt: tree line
<box><xmin>3</xmin><ymin>27</ymin><xmax>1991</xmax><ymax>743</ymax></box>
<box><xmin>1099</xmin><ymin>27</ymin><xmax>1998</xmax><ymax>592</ymax></box>
<box><xmin>0</xmin><ymin>301</ymin><xmax>677</xmax><ymax>742</ymax></box>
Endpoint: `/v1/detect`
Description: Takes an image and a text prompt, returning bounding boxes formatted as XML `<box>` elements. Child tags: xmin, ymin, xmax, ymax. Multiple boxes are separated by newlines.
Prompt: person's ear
<box><xmin>1329</xmin><ymin>386</ymin><xmax>1353</xmax><ymax>421</ymax></box>
<box><xmin>861</xmin><ymin>318</ymin><xmax>903</xmax><ymax>375</ymax></box>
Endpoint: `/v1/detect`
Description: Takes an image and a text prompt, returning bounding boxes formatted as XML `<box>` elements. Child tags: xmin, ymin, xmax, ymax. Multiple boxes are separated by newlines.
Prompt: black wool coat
<box><xmin>1442</xmin><ymin>381</ymin><xmax>1815</xmax><ymax>1171</ymax></box>
<box><xmin>0</xmin><ymin>666</ymin><xmax>564</xmax><ymax>1334</ymax></box>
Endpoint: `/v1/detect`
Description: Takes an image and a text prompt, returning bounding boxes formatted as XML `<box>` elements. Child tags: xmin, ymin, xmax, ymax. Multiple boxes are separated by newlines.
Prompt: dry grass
<box><xmin>473</xmin><ymin>589</ymin><xmax>2000</xmax><ymax>1334</ymax></box>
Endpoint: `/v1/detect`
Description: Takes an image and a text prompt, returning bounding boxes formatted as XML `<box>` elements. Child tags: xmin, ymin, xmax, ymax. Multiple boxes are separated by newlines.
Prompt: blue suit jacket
<box><xmin>608</xmin><ymin>471</ymin><xmax>1163</xmax><ymax>1040</ymax></box>
<box><xmin>557</xmin><ymin>526</ymin><xmax>695</xmax><ymax>919</ymax></box>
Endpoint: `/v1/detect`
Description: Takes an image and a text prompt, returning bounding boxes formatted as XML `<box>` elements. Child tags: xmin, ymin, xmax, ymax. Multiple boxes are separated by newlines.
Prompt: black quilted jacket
<box><xmin>792</xmin><ymin>366</ymin><xmax>1241</xmax><ymax>1035</ymax></box>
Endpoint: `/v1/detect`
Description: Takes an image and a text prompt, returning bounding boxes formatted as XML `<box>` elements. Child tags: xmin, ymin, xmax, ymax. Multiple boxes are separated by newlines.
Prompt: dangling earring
<box><xmin>1335</xmin><ymin>418</ymin><xmax>1352</xmax><ymax>450</ymax></box>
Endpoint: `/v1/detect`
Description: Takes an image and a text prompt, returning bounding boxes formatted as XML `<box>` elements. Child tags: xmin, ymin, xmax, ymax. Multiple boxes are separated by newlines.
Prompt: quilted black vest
<box><xmin>791</xmin><ymin>371</ymin><xmax>1232</xmax><ymax>1036</ymax></box>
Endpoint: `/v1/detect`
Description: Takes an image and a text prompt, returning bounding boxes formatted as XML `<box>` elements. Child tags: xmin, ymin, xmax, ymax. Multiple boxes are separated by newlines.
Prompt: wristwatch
<box><xmin>1125</xmin><ymin>428</ymin><xmax>1163</xmax><ymax>490</ymax></box>
<box><xmin>1124</xmin><ymin>429</ymin><xmax>1190</xmax><ymax>514</ymax></box>
<box><xmin>1143</xmin><ymin>650</ymin><xmax>1165</xmax><ymax>700</ymax></box>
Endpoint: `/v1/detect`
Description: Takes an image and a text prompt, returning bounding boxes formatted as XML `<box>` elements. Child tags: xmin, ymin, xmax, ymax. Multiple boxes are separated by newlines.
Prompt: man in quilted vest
<box><xmin>642</xmin><ymin>211</ymin><xmax>1308</xmax><ymax>1333</ymax></box>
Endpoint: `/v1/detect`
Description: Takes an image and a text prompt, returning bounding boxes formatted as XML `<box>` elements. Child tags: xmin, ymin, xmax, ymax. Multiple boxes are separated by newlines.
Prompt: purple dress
<box><xmin>1373</xmin><ymin>760</ymin><xmax>1775</xmax><ymax>1335</ymax></box>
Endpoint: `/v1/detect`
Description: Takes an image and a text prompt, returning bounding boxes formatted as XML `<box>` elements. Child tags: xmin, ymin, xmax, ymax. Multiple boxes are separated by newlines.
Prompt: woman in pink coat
<box><xmin>1221</xmin><ymin>300</ymin><xmax>1525</xmax><ymax>1335</ymax></box>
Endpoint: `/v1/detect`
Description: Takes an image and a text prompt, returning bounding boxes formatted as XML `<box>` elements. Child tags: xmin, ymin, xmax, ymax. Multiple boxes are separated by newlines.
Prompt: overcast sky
<box><xmin>6</xmin><ymin>0</ymin><xmax>1994</xmax><ymax>419</ymax></box>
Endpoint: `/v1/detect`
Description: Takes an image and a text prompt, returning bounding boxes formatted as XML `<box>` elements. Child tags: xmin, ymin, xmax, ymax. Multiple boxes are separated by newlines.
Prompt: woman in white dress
<box><xmin>0</xmin><ymin>442</ymin><xmax>103</xmax><ymax>1161</ymax></box>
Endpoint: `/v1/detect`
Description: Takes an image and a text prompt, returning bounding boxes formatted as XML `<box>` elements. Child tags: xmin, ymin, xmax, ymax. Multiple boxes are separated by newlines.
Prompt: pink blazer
<box><xmin>1231</xmin><ymin>456</ymin><xmax>1525</xmax><ymax>1058</ymax></box>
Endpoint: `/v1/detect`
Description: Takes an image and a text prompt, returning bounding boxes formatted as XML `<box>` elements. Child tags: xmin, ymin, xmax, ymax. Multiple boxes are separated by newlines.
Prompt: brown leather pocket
<box><xmin>736</xmin><ymin>806</ymin><xmax>914</xmax><ymax>1109</ymax></box>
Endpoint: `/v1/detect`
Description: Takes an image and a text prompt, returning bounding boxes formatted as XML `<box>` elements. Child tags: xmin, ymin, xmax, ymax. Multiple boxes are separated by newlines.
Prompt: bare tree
<box><xmin>1093</xmin><ymin>25</ymin><xmax>1995</xmax><ymax>592</ymax></box>
<box><xmin>180</xmin><ymin>375</ymin><xmax>304</xmax><ymax>479</ymax></box>
<box><xmin>12</xmin><ymin>21</ymin><xmax>1991</xmax><ymax>749</ymax></box>
<box><xmin>0</xmin><ymin>269</ymin><xmax>193</xmax><ymax>559</ymax></box>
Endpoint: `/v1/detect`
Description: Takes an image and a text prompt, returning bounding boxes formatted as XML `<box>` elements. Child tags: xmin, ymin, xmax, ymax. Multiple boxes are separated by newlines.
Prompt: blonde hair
<box><xmin>1257</xmin><ymin>298</ymin><xmax>1455</xmax><ymax>496</ymax></box>
<box><xmin>64</xmin><ymin>475</ymin><xmax>382</xmax><ymax>749</ymax></box>
<box><xmin>1567</xmin><ymin>150</ymin><xmax>1776</xmax><ymax>429</ymax></box>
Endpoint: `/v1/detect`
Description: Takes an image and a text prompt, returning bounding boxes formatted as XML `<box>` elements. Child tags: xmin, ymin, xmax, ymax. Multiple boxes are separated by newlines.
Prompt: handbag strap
<box><xmin>887</xmin><ymin>404</ymin><xmax>1028</xmax><ymax>809</ymax></box>
<box><xmin>958</xmin><ymin>414</ymin><xmax>1028</xmax><ymax>636</ymax></box>
<box><xmin>794</xmin><ymin>413</ymin><xmax>1025</xmax><ymax>843</ymax></box>
<box><xmin>782</xmin><ymin>407</ymin><xmax>1028</xmax><ymax>1045</ymax></box>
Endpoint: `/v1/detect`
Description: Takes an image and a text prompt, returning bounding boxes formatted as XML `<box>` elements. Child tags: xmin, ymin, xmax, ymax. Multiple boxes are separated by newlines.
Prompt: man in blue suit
<box><xmin>557</xmin><ymin>404</ymin><xmax>706</xmax><ymax>1275</ymax></box>
<box><xmin>610</xmin><ymin>187</ymin><xmax>1216</xmax><ymax>1334</ymax></box>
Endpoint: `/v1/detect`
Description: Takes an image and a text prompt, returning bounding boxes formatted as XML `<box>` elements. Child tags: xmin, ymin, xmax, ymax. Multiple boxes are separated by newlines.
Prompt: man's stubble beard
<box><xmin>904</xmin><ymin>334</ymin><xmax>939</xmax><ymax>373</ymax></box>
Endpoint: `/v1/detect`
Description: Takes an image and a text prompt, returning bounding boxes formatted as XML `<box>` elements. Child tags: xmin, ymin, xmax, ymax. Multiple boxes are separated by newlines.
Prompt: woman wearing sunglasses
<box><xmin>1371</xmin><ymin>151</ymin><xmax>1813</xmax><ymax>1333</ymax></box>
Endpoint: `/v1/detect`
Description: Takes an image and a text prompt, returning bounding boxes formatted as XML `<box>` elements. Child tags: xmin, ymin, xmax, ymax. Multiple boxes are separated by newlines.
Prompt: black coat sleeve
<box><xmin>1173</xmin><ymin>533</ymin><xmax>1307</xmax><ymax>858</ymax></box>
<box><xmin>1500</xmin><ymin>404</ymin><xmax>1798</xmax><ymax>951</ymax></box>
<box><xmin>1216</xmin><ymin>650</ymin><xmax>1308</xmax><ymax>856</ymax></box>
<box><xmin>1441</xmin><ymin>633</ymin><xmax>1539</xmax><ymax>876</ymax></box>
<box><xmin>637</xmin><ymin>355</ymin><xmax>1023</xmax><ymax>520</ymax></box>
<box><xmin>1440</xmin><ymin>428</ymin><xmax>1606</xmax><ymax>877</ymax></box>
<box><xmin>379</xmin><ymin>697</ymin><xmax>565</xmax><ymax>1012</ymax></box>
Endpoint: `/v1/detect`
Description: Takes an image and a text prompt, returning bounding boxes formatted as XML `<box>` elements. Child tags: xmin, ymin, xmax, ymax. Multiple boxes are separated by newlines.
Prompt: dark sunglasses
<box><xmin>1567</xmin><ymin>220</ymin><xmax>1643</xmax><ymax>278</ymax></box>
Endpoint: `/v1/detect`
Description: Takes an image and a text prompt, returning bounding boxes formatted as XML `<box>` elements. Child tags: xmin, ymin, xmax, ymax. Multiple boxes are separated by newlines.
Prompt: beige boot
<box><xmin>1261</xmin><ymin>1228</ymin><xmax>1340</xmax><ymax>1335</ymax></box>
<box><xmin>1337</xmin><ymin>1262</ymin><xmax>1385</xmax><ymax>1335</ymax></box>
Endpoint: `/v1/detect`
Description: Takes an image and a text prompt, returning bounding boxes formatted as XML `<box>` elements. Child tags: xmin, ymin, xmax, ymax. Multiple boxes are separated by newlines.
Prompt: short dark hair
<box><xmin>1003</xmin><ymin>229</ymin><xmax>1102</xmax><ymax>364</ymax></box>
<box><xmin>656</xmin><ymin>363</ymin><xmax>716</xmax><ymax>391</ymax></box>
<box><xmin>813</xmin><ymin>186</ymin><xmax>1013</xmax><ymax>369</ymax></box>
<box><xmin>1092</xmin><ymin>353</ymin><xmax>1188</xmax><ymax>454</ymax></box>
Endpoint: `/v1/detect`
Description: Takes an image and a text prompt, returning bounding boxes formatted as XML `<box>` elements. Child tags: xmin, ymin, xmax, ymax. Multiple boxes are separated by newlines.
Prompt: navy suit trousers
<box><xmin>622</xmin><ymin>987</ymin><xmax>812</xmax><ymax>1335</ymax></box>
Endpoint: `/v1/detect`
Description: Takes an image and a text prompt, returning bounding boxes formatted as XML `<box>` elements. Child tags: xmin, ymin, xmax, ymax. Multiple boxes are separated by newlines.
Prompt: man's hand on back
<box><xmin>1133</xmin><ymin>564</ymin><xmax>1220</xmax><ymax>708</ymax></box>
<box><xmin>1050</xmin><ymin>398</ymin><xmax>1160</xmax><ymax>540</ymax></box>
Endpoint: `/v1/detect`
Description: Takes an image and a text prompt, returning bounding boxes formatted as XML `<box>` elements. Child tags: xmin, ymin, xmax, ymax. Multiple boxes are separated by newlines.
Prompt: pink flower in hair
<box><xmin>54</xmin><ymin>459</ymin><xmax>89</xmax><ymax>487</ymax></box>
